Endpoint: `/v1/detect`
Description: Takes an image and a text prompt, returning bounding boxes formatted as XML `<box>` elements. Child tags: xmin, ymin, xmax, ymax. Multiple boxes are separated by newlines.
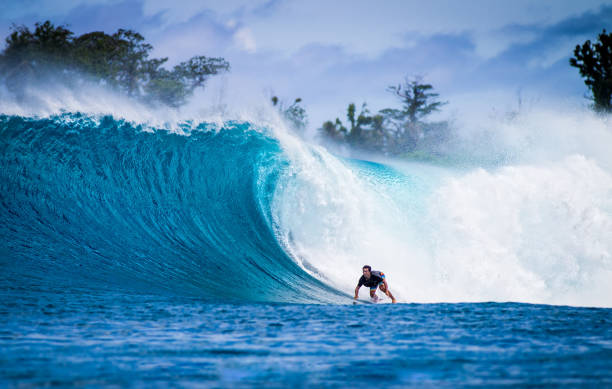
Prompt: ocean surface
<box><xmin>1</xmin><ymin>112</ymin><xmax>612</xmax><ymax>386</ymax></box>
<box><xmin>1</xmin><ymin>289</ymin><xmax>611</xmax><ymax>387</ymax></box>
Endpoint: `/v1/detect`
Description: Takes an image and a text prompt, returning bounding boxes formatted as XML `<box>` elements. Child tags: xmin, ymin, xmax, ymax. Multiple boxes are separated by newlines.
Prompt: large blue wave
<box><xmin>0</xmin><ymin>113</ymin><xmax>344</xmax><ymax>303</ymax></box>
<box><xmin>3</xmin><ymin>111</ymin><xmax>612</xmax><ymax>307</ymax></box>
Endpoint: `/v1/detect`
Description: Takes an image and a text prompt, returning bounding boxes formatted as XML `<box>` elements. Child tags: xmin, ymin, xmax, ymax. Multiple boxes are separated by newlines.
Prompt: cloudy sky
<box><xmin>1</xmin><ymin>0</ymin><xmax>611</xmax><ymax>127</ymax></box>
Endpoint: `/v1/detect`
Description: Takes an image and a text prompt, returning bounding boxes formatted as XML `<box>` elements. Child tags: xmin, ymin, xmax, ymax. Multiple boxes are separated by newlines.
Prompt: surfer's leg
<box><xmin>369</xmin><ymin>288</ymin><xmax>377</xmax><ymax>298</ymax></box>
<box><xmin>369</xmin><ymin>286</ymin><xmax>381</xmax><ymax>302</ymax></box>
<box><xmin>379</xmin><ymin>283</ymin><xmax>396</xmax><ymax>303</ymax></box>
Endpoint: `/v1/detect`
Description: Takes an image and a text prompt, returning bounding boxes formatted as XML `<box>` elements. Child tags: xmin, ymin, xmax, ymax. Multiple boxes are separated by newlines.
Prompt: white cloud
<box><xmin>233</xmin><ymin>27</ymin><xmax>257</xmax><ymax>53</ymax></box>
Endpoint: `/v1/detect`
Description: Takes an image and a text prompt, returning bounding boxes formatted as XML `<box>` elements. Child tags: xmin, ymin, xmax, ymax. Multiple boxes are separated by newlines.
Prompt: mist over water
<box><xmin>272</xmin><ymin>106</ymin><xmax>612</xmax><ymax>307</ymax></box>
<box><xmin>2</xmin><ymin>81</ymin><xmax>611</xmax><ymax>307</ymax></box>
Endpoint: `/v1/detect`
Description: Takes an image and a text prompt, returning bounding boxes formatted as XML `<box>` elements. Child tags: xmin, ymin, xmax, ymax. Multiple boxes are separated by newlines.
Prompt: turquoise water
<box><xmin>0</xmin><ymin>114</ymin><xmax>339</xmax><ymax>303</ymax></box>
<box><xmin>1</xmin><ymin>113</ymin><xmax>611</xmax><ymax>386</ymax></box>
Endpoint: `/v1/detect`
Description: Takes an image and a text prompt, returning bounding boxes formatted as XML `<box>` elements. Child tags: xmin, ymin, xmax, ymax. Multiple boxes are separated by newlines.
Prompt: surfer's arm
<box><xmin>354</xmin><ymin>285</ymin><xmax>361</xmax><ymax>299</ymax></box>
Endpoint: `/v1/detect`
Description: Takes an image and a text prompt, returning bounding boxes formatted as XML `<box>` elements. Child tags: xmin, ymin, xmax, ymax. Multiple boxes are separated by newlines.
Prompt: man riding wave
<box><xmin>354</xmin><ymin>265</ymin><xmax>397</xmax><ymax>303</ymax></box>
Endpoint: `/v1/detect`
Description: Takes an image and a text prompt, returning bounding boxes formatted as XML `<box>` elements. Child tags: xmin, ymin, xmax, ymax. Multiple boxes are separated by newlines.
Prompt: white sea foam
<box><xmin>273</xmin><ymin>109</ymin><xmax>612</xmax><ymax>307</ymax></box>
<box><xmin>0</xmin><ymin>74</ymin><xmax>288</xmax><ymax>134</ymax></box>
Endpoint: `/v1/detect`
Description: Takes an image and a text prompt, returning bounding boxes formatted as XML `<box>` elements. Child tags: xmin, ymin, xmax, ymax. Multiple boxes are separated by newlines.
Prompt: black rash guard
<box><xmin>357</xmin><ymin>271</ymin><xmax>385</xmax><ymax>288</ymax></box>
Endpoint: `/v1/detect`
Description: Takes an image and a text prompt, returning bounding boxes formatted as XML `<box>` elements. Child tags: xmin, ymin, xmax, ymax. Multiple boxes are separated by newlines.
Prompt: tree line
<box><xmin>317</xmin><ymin>77</ymin><xmax>449</xmax><ymax>157</ymax></box>
<box><xmin>1</xmin><ymin>22</ymin><xmax>610</xmax><ymax>156</ymax></box>
<box><xmin>313</xmin><ymin>28</ymin><xmax>612</xmax><ymax>157</ymax></box>
<box><xmin>570</xmin><ymin>29</ymin><xmax>612</xmax><ymax>113</ymax></box>
<box><xmin>0</xmin><ymin>21</ymin><xmax>229</xmax><ymax>107</ymax></box>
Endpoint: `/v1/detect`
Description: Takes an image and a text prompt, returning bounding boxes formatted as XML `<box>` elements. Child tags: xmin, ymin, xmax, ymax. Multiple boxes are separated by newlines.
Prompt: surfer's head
<box><xmin>362</xmin><ymin>265</ymin><xmax>371</xmax><ymax>279</ymax></box>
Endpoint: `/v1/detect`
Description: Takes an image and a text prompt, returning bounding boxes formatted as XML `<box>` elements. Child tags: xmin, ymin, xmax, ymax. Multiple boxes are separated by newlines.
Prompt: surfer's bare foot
<box><xmin>392</xmin><ymin>298</ymin><xmax>397</xmax><ymax>304</ymax></box>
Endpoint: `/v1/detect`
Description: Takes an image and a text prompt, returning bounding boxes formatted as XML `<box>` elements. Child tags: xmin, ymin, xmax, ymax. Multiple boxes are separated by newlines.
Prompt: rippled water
<box><xmin>2</xmin><ymin>289</ymin><xmax>610</xmax><ymax>387</ymax></box>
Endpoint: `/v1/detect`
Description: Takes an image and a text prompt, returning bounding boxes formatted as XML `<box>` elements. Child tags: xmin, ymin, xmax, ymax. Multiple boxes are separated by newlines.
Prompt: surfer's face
<box><xmin>362</xmin><ymin>268</ymin><xmax>371</xmax><ymax>279</ymax></box>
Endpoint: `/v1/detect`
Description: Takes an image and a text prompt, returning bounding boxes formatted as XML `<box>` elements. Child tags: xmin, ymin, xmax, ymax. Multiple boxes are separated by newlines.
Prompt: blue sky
<box><xmin>1</xmin><ymin>0</ymin><xmax>611</xmax><ymax>127</ymax></box>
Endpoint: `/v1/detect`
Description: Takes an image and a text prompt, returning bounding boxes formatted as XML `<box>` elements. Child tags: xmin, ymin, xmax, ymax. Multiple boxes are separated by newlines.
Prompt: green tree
<box><xmin>321</xmin><ymin>118</ymin><xmax>347</xmax><ymax>141</ymax></box>
<box><xmin>570</xmin><ymin>29</ymin><xmax>612</xmax><ymax>113</ymax></box>
<box><xmin>347</xmin><ymin>102</ymin><xmax>356</xmax><ymax>130</ymax></box>
<box><xmin>271</xmin><ymin>96</ymin><xmax>308</xmax><ymax>130</ymax></box>
<box><xmin>144</xmin><ymin>56</ymin><xmax>230</xmax><ymax>107</ymax></box>
<box><xmin>319</xmin><ymin>102</ymin><xmax>384</xmax><ymax>151</ymax></box>
<box><xmin>0</xmin><ymin>21</ymin><xmax>230</xmax><ymax>108</ymax></box>
<box><xmin>144</xmin><ymin>67</ymin><xmax>189</xmax><ymax>108</ymax></box>
<box><xmin>0</xmin><ymin>21</ymin><xmax>75</xmax><ymax>94</ymax></box>
<box><xmin>110</xmin><ymin>29</ymin><xmax>155</xmax><ymax>97</ymax></box>
<box><xmin>352</xmin><ymin>103</ymin><xmax>384</xmax><ymax>150</ymax></box>
<box><xmin>380</xmin><ymin>76</ymin><xmax>446</xmax><ymax>153</ymax></box>
<box><xmin>174</xmin><ymin>56</ymin><xmax>230</xmax><ymax>92</ymax></box>
<box><xmin>72</xmin><ymin>31</ymin><xmax>126</xmax><ymax>82</ymax></box>
<box><xmin>318</xmin><ymin>77</ymin><xmax>448</xmax><ymax>156</ymax></box>
<box><xmin>382</xmin><ymin>76</ymin><xmax>446</xmax><ymax>125</ymax></box>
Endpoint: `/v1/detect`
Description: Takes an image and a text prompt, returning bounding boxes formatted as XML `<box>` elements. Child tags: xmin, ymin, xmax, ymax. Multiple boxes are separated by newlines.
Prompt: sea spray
<box><xmin>271</xmin><ymin>109</ymin><xmax>612</xmax><ymax>307</ymax></box>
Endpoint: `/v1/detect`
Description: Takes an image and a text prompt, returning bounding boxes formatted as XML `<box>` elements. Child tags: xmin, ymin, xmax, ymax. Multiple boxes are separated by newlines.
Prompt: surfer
<box><xmin>354</xmin><ymin>265</ymin><xmax>396</xmax><ymax>303</ymax></box>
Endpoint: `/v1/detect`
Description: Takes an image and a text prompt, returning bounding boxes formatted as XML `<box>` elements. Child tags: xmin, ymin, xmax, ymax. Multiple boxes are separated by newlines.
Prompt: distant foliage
<box><xmin>0</xmin><ymin>21</ymin><xmax>230</xmax><ymax>107</ymax></box>
<box><xmin>271</xmin><ymin>96</ymin><xmax>308</xmax><ymax>131</ymax></box>
<box><xmin>321</xmin><ymin>103</ymin><xmax>385</xmax><ymax>151</ymax></box>
<box><xmin>570</xmin><ymin>29</ymin><xmax>612</xmax><ymax>113</ymax></box>
<box><xmin>319</xmin><ymin>77</ymin><xmax>449</xmax><ymax>156</ymax></box>
<box><xmin>383</xmin><ymin>77</ymin><xmax>446</xmax><ymax>124</ymax></box>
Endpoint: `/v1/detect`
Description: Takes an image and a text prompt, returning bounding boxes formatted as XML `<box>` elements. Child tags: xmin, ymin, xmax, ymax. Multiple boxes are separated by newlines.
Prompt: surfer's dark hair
<box><xmin>362</xmin><ymin>265</ymin><xmax>371</xmax><ymax>271</ymax></box>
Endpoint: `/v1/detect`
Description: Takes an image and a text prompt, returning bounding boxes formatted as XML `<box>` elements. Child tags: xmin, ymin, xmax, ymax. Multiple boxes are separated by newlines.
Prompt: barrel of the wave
<box><xmin>0</xmin><ymin>114</ymin><xmax>345</xmax><ymax>303</ymax></box>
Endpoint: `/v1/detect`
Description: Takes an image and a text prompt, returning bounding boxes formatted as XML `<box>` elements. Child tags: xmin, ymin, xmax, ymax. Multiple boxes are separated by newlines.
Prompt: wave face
<box><xmin>2</xmin><ymin>112</ymin><xmax>612</xmax><ymax>307</ymax></box>
<box><xmin>0</xmin><ymin>114</ymin><xmax>342</xmax><ymax>303</ymax></box>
